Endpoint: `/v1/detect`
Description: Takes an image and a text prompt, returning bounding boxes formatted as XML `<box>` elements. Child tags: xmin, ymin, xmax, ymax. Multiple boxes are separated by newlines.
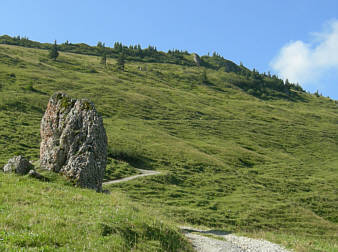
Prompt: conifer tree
<box><xmin>201</xmin><ymin>70</ymin><xmax>208</xmax><ymax>84</ymax></box>
<box><xmin>116</xmin><ymin>53</ymin><xmax>125</xmax><ymax>71</ymax></box>
<box><xmin>100</xmin><ymin>44</ymin><xmax>107</xmax><ymax>66</ymax></box>
<box><xmin>49</xmin><ymin>40</ymin><xmax>59</xmax><ymax>60</ymax></box>
<box><xmin>101</xmin><ymin>52</ymin><xmax>107</xmax><ymax>66</ymax></box>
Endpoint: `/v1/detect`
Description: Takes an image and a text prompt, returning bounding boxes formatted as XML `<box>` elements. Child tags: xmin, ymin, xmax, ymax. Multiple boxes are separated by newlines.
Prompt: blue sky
<box><xmin>1</xmin><ymin>0</ymin><xmax>338</xmax><ymax>99</ymax></box>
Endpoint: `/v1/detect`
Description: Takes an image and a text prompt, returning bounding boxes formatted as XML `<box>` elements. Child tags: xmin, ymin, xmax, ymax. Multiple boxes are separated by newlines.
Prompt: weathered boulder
<box><xmin>40</xmin><ymin>92</ymin><xmax>107</xmax><ymax>192</ymax></box>
<box><xmin>3</xmin><ymin>155</ymin><xmax>34</xmax><ymax>175</ymax></box>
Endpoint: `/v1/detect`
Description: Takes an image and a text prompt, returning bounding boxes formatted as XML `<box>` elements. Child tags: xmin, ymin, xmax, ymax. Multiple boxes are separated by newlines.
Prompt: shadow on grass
<box><xmin>108</xmin><ymin>147</ymin><xmax>154</xmax><ymax>170</ymax></box>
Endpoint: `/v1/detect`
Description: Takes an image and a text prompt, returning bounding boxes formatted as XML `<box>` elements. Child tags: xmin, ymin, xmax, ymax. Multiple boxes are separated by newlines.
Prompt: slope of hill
<box><xmin>0</xmin><ymin>171</ymin><xmax>193</xmax><ymax>251</ymax></box>
<box><xmin>0</xmin><ymin>43</ymin><xmax>337</xmax><ymax>251</ymax></box>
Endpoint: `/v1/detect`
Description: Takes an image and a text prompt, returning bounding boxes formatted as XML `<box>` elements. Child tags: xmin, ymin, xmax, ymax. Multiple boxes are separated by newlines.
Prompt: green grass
<box><xmin>0</xmin><ymin>44</ymin><xmax>337</xmax><ymax>251</ymax></box>
<box><xmin>0</xmin><ymin>172</ymin><xmax>193</xmax><ymax>251</ymax></box>
<box><xmin>104</xmin><ymin>158</ymin><xmax>141</xmax><ymax>181</ymax></box>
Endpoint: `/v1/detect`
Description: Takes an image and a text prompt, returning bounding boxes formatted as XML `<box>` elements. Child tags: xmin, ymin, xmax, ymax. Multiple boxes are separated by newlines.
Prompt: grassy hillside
<box><xmin>0</xmin><ymin>44</ymin><xmax>337</xmax><ymax>251</ymax></box>
<box><xmin>0</xmin><ymin>171</ymin><xmax>193</xmax><ymax>251</ymax></box>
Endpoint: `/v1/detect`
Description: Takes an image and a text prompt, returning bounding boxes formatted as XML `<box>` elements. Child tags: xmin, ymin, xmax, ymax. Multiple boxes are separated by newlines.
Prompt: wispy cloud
<box><xmin>271</xmin><ymin>20</ymin><xmax>338</xmax><ymax>91</ymax></box>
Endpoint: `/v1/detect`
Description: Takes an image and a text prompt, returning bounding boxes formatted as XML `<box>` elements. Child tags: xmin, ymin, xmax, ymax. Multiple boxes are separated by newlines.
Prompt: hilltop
<box><xmin>0</xmin><ymin>38</ymin><xmax>337</xmax><ymax>251</ymax></box>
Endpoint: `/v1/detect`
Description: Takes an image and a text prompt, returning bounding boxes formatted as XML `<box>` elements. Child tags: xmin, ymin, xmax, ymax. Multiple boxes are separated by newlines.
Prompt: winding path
<box><xmin>102</xmin><ymin>170</ymin><xmax>290</xmax><ymax>252</ymax></box>
<box><xmin>181</xmin><ymin>226</ymin><xmax>290</xmax><ymax>252</ymax></box>
<box><xmin>103</xmin><ymin>168</ymin><xmax>162</xmax><ymax>185</ymax></box>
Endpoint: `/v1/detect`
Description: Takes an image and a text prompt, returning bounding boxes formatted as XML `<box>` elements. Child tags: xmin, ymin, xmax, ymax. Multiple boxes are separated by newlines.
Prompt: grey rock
<box><xmin>193</xmin><ymin>53</ymin><xmax>201</xmax><ymax>66</ymax></box>
<box><xmin>40</xmin><ymin>92</ymin><xmax>107</xmax><ymax>192</ymax></box>
<box><xmin>28</xmin><ymin>170</ymin><xmax>49</xmax><ymax>181</ymax></box>
<box><xmin>3</xmin><ymin>155</ymin><xmax>34</xmax><ymax>175</ymax></box>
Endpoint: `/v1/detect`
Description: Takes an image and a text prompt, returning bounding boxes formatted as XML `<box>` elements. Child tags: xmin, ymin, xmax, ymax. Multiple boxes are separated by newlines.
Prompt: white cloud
<box><xmin>271</xmin><ymin>20</ymin><xmax>338</xmax><ymax>89</ymax></box>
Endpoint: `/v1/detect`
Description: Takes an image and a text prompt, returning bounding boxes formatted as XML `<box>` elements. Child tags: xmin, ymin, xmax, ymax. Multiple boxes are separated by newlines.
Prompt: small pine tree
<box><xmin>100</xmin><ymin>45</ymin><xmax>107</xmax><ymax>66</ymax></box>
<box><xmin>116</xmin><ymin>53</ymin><xmax>125</xmax><ymax>71</ymax></box>
<box><xmin>101</xmin><ymin>52</ymin><xmax>107</xmax><ymax>66</ymax></box>
<box><xmin>201</xmin><ymin>70</ymin><xmax>208</xmax><ymax>84</ymax></box>
<box><xmin>49</xmin><ymin>40</ymin><xmax>59</xmax><ymax>60</ymax></box>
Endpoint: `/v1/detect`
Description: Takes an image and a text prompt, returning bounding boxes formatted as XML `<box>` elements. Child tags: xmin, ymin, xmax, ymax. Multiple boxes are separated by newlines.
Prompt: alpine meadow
<box><xmin>0</xmin><ymin>36</ymin><xmax>337</xmax><ymax>251</ymax></box>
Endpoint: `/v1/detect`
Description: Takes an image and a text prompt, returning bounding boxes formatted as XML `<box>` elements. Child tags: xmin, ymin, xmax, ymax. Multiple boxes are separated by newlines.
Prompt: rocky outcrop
<box><xmin>193</xmin><ymin>53</ymin><xmax>201</xmax><ymax>66</ymax></box>
<box><xmin>40</xmin><ymin>92</ymin><xmax>107</xmax><ymax>192</ymax></box>
<box><xmin>3</xmin><ymin>155</ymin><xmax>34</xmax><ymax>175</ymax></box>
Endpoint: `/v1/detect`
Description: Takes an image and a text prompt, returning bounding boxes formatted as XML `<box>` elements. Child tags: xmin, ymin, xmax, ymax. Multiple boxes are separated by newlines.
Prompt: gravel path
<box><xmin>185</xmin><ymin>233</ymin><xmax>243</xmax><ymax>252</ymax></box>
<box><xmin>181</xmin><ymin>227</ymin><xmax>291</xmax><ymax>252</ymax></box>
<box><xmin>103</xmin><ymin>168</ymin><xmax>161</xmax><ymax>185</ymax></box>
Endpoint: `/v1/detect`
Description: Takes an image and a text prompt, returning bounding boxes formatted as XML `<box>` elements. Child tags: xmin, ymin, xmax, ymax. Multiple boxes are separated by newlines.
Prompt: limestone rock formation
<box><xmin>193</xmin><ymin>53</ymin><xmax>201</xmax><ymax>66</ymax></box>
<box><xmin>3</xmin><ymin>155</ymin><xmax>34</xmax><ymax>175</ymax></box>
<box><xmin>40</xmin><ymin>92</ymin><xmax>107</xmax><ymax>192</ymax></box>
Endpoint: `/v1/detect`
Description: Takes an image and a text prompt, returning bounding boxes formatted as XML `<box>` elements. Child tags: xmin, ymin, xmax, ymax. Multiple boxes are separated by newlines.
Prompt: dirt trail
<box><xmin>181</xmin><ymin>226</ymin><xmax>290</xmax><ymax>252</ymax></box>
<box><xmin>103</xmin><ymin>168</ymin><xmax>161</xmax><ymax>185</ymax></box>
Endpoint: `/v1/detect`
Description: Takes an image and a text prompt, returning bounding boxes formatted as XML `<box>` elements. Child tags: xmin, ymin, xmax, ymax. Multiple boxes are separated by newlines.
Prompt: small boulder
<box><xmin>3</xmin><ymin>155</ymin><xmax>34</xmax><ymax>175</ymax></box>
<box><xmin>40</xmin><ymin>92</ymin><xmax>107</xmax><ymax>192</ymax></box>
<box><xmin>28</xmin><ymin>170</ymin><xmax>49</xmax><ymax>181</ymax></box>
